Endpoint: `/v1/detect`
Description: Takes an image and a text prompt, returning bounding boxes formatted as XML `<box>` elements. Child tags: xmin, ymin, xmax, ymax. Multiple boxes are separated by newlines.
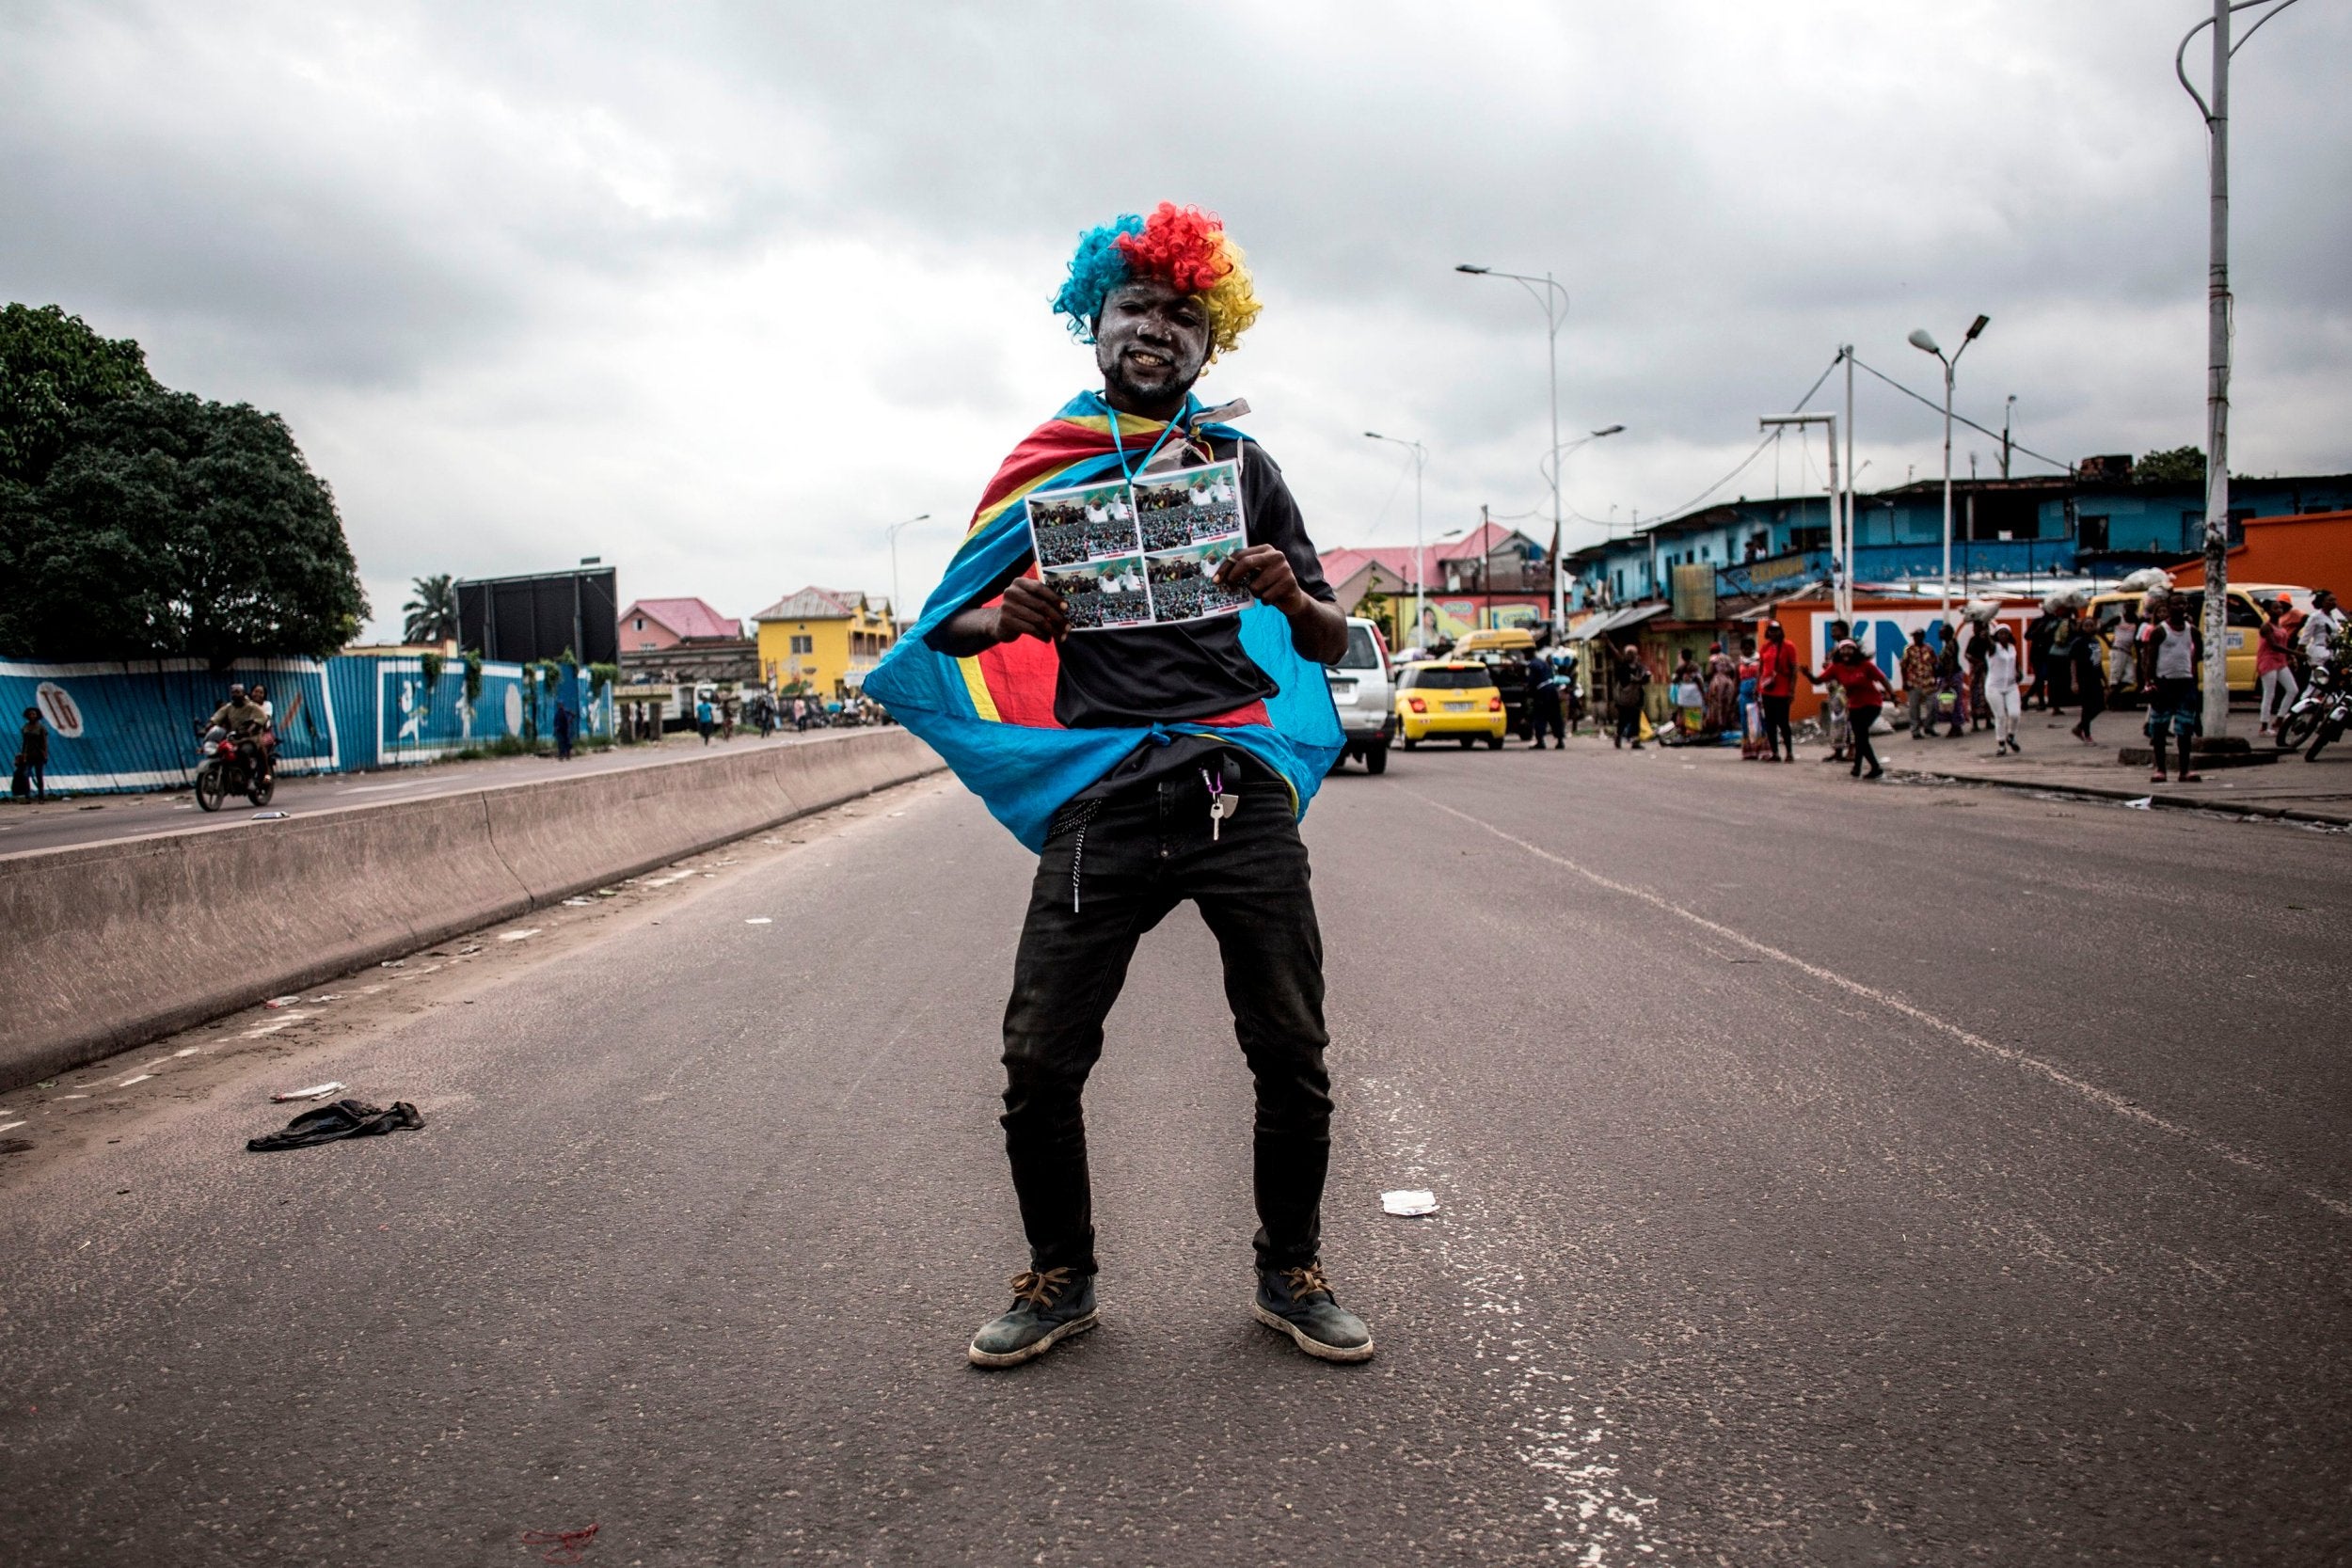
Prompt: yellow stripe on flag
<box><xmin>957</xmin><ymin>655</ymin><xmax>1000</xmax><ymax>721</ymax></box>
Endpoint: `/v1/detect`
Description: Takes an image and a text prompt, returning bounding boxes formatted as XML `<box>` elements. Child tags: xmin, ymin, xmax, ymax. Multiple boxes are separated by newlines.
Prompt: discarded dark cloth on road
<box><xmin>246</xmin><ymin>1098</ymin><xmax>423</xmax><ymax>1152</ymax></box>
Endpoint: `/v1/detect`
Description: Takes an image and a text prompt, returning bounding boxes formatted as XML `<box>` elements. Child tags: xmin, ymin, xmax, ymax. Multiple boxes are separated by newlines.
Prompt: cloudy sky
<box><xmin>6</xmin><ymin>0</ymin><xmax>2346</xmax><ymax>639</ymax></box>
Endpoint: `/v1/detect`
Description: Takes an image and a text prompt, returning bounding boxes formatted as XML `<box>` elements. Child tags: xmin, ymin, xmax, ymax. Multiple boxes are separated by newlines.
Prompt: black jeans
<box><xmin>1001</xmin><ymin>767</ymin><xmax>1330</xmax><ymax>1277</ymax></box>
<box><xmin>1848</xmin><ymin>704</ymin><xmax>1883</xmax><ymax>773</ymax></box>
<box><xmin>1761</xmin><ymin>694</ymin><xmax>1793</xmax><ymax>755</ymax></box>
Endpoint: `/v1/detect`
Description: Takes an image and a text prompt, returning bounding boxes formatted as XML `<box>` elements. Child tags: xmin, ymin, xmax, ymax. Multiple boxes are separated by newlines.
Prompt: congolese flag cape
<box><xmin>865</xmin><ymin>390</ymin><xmax>1343</xmax><ymax>851</ymax></box>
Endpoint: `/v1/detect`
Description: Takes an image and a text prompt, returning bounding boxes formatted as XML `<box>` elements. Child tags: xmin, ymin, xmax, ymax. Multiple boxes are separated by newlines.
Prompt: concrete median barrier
<box><xmin>0</xmin><ymin>729</ymin><xmax>939</xmax><ymax>1092</ymax></box>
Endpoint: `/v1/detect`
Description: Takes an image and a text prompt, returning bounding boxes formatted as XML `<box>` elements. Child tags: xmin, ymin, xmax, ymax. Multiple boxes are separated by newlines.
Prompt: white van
<box><xmin>1327</xmin><ymin>616</ymin><xmax>1396</xmax><ymax>773</ymax></box>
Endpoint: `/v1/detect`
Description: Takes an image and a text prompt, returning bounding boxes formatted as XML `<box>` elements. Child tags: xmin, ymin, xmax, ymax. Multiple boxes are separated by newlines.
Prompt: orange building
<box><xmin>2169</xmin><ymin>510</ymin><xmax>2352</xmax><ymax>599</ymax></box>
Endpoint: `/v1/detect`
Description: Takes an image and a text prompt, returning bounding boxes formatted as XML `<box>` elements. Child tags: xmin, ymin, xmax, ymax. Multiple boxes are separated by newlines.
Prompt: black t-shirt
<box><xmin>930</xmin><ymin>433</ymin><xmax>1335</xmax><ymax>729</ymax></box>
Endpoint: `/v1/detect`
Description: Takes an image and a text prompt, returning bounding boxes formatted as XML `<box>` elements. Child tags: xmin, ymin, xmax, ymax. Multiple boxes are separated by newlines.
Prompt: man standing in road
<box><xmin>1524</xmin><ymin>646</ymin><xmax>1565</xmax><ymax>750</ymax></box>
<box><xmin>866</xmin><ymin>204</ymin><xmax>1369</xmax><ymax>1370</ymax></box>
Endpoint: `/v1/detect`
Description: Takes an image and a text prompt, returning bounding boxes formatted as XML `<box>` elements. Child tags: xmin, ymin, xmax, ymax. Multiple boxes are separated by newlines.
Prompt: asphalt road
<box><xmin>4</xmin><ymin>739</ymin><xmax>2349</xmax><ymax>1566</ymax></box>
<box><xmin>0</xmin><ymin>729</ymin><xmax>846</xmax><ymax>858</ymax></box>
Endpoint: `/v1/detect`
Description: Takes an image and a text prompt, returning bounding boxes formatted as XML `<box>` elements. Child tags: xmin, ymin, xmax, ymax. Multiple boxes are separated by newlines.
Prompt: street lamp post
<box><xmin>883</xmin><ymin>513</ymin><xmax>931</xmax><ymax>644</ymax></box>
<box><xmin>1364</xmin><ymin>433</ymin><xmax>1427</xmax><ymax>648</ymax></box>
<box><xmin>2177</xmin><ymin>0</ymin><xmax>2305</xmax><ymax>738</ymax></box>
<box><xmin>1907</xmin><ymin>315</ymin><xmax>1990</xmax><ymax>621</ymax></box>
<box><xmin>1455</xmin><ymin>263</ymin><xmax>1575</xmax><ymax>629</ymax></box>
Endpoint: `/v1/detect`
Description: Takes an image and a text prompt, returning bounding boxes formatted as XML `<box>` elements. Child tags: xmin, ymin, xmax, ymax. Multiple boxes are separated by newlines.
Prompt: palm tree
<box><xmin>402</xmin><ymin>573</ymin><xmax>458</xmax><ymax>645</ymax></box>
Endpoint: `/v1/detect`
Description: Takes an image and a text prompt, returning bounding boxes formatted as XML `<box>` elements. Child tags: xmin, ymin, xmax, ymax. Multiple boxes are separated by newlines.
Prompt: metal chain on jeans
<box><xmin>1053</xmin><ymin>799</ymin><xmax>1104</xmax><ymax>912</ymax></box>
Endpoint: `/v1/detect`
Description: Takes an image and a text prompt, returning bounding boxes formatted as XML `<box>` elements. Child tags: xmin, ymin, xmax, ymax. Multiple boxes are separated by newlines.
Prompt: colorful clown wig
<box><xmin>1051</xmin><ymin>203</ymin><xmax>1263</xmax><ymax>360</ymax></box>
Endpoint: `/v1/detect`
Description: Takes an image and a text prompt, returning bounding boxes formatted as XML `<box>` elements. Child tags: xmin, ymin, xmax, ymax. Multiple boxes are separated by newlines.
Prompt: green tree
<box><xmin>1</xmin><ymin>389</ymin><xmax>368</xmax><ymax>661</ymax></box>
<box><xmin>2135</xmin><ymin>446</ymin><xmax>2206</xmax><ymax>484</ymax></box>
<box><xmin>0</xmin><ymin>303</ymin><xmax>159</xmax><ymax>488</ymax></box>
<box><xmin>402</xmin><ymin>572</ymin><xmax>458</xmax><ymax>644</ymax></box>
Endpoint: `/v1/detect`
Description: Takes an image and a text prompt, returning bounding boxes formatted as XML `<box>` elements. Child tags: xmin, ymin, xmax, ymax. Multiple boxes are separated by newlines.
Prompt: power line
<box><xmin>1845</xmin><ymin>355</ymin><xmax>2075</xmax><ymax>476</ymax></box>
<box><xmin>1644</xmin><ymin>356</ymin><xmax>1844</xmax><ymax>525</ymax></box>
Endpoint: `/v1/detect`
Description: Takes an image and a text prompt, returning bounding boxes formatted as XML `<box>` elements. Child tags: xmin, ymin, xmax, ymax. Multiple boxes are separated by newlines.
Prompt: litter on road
<box><xmin>250</xmin><ymin>810</ymin><xmax>290</xmax><ymax>820</ymax></box>
<box><xmin>500</xmin><ymin>928</ymin><xmax>542</xmax><ymax>942</ymax></box>
<box><xmin>246</xmin><ymin>1098</ymin><xmax>424</xmax><ymax>1152</ymax></box>
<box><xmin>520</xmin><ymin>1523</ymin><xmax>599</xmax><ymax>1564</ymax></box>
<box><xmin>264</xmin><ymin>995</ymin><xmax>300</xmax><ymax>1008</ymax></box>
<box><xmin>2125</xmin><ymin>797</ymin><xmax>2154</xmax><ymax>810</ymax></box>
<box><xmin>562</xmin><ymin>896</ymin><xmax>595</xmax><ymax>907</ymax></box>
<box><xmin>270</xmin><ymin>1082</ymin><xmax>346</xmax><ymax>1102</ymax></box>
<box><xmin>1380</xmin><ymin>1188</ymin><xmax>1438</xmax><ymax>1217</ymax></box>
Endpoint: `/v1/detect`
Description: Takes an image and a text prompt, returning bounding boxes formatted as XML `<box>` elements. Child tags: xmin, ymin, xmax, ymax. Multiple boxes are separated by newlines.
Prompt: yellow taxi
<box><xmin>1394</xmin><ymin>660</ymin><xmax>1507</xmax><ymax>750</ymax></box>
<box><xmin>2089</xmin><ymin>583</ymin><xmax>2312</xmax><ymax>694</ymax></box>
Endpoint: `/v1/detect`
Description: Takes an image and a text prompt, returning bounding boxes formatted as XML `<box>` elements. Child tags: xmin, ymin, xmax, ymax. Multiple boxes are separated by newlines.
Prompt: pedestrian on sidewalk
<box><xmin>2143</xmin><ymin>594</ymin><xmax>2204</xmax><ymax>783</ymax></box>
<box><xmin>15</xmin><ymin>705</ymin><xmax>48</xmax><ymax>801</ymax></box>
<box><xmin>1702</xmin><ymin>641</ymin><xmax>1739</xmax><ymax>736</ymax></box>
<box><xmin>2256</xmin><ymin>598</ymin><xmax>2299</xmax><ymax>736</ymax></box>
<box><xmin>1985</xmin><ymin>626</ymin><xmax>2026</xmax><ymax>755</ymax></box>
<box><xmin>870</xmin><ymin>204</ymin><xmax>1372</xmax><ymax>1370</ymax></box>
<box><xmin>1899</xmin><ymin>629</ymin><xmax>1937</xmax><ymax>741</ymax></box>
<box><xmin>1736</xmin><ymin>637</ymin><xmax>1764</xmax><ymax>759</ymax></box>
<box><xmin>1809</xmin><ymin>640</ymin><xmax>1895</xmax><ymax>779</ymax></box>
<box><xmin>1756</xmin><ymin>621</ymin><xmax>1797</xmax><ymax>761</ymax></box>
<box><xmin>2026</xmin><ymin>607</ymin><xmax>2058</xmax><ymax>713</ymax></box>
<box><xmin>1612</xmin><ymin>642</ymin><xmax>1650</xmax><ymax>751</ymax></box>
<box><xmin>1933</xmin><ymin>623</ymin><xmax>1965</xmax><ymax>737</ymax></box>
<box><xmin>1965</xmin><ymin>624</ymin><xmax>1993</xmax><ymax>733</ymax></box>
<box><xmin>552</xmin><ymin>701</ymin><xmax>576</xmax><ymax>762</ymax></box>
<box><xmin>2105</xmin><ymin>603</ymin><xmax>2140</xmax><ymax>706</ymax></box>
<box><xmin>2068</xmin><ymin>610</ymin><xmax>2107</xmax><ymax>744</ymax></box>
<box><xmin>695</xmin><ymin>695</ymin><xmax>715</xmax><ymax>744</ymax></box>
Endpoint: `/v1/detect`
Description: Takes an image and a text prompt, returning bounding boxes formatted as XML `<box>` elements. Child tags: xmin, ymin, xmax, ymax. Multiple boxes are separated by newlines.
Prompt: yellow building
<box><xmin>751</xmin><ymin>587</ymin><xmax>898</xmax><ymax>697</ymax></box>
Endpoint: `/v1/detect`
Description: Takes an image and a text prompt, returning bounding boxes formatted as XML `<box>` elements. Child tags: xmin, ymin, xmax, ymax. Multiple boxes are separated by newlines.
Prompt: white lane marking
<box><xmin>1409</xmin><ymin>788</ymin><xmax>2352</xmax><ymax>1221</ymax></box>
<box><xmin>117</xmin><ymin>1074</ymin><xmax>152</xmax><ymax>1086</ymax></box>
<box><xmin>0</xmin><ymin>1120</ymin><xmax>24</xmax><ymax>1133</ymax></box>
<box><xmin>744</xmin><ymin>917</ymin><xmax>772</xmax><ymax>925</ymax></box>
<box><xmin>1360</xmin><ymin>1077</ymin><xmax>1658</xmax><ymax>1563</ymax></box>
<box><xmin>173</xmin><ymin>1047</ymin><xmax>200</xmax><ymax>1057</ymax></box>
<box><xmin>499</xmin><ymin>928</ymin><xmax>542</xmax><ymax>942</ymax></box>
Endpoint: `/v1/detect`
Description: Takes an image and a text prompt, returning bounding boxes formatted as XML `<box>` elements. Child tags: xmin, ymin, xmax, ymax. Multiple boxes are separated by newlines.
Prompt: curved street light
<box><xmin>883</xmin><ymin>513</ymin><xmax>930</xmax><ymax>642</ymax></box>
<box><xmin>1455</xmin><ymin>263</ymin><xmax>1579</xmax><ymax>628</ymax></box>
<box><xmin>1908</xmin><ymin>315</ymin><xmax>1990</xmax><ymax>618</ymax></box>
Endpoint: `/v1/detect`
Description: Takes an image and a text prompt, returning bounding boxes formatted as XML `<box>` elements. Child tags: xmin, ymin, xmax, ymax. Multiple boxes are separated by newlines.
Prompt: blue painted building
<box><xmin>1568</xmin><ymin>469</ymin><xmax>2352</xmax><ymax>610</ymax></box>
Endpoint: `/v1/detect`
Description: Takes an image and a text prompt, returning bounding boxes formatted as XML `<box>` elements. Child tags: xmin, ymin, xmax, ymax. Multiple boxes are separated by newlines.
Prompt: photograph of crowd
<box><xmin>1025</xmin><ymin>459</ymin><xmax>1249</xmax><ymax>631</ymax></box>
<box><xmin>1025</xmin><ymin>483</ymin><xmax>1139</xmax><ymax>567</ymax></box>
<box><xmin>1044</xmin><ymin>554</ymin><xmax>1153</xmax><ymax>630</ymax></box>
<box><xmin>1144</xmin><ymin>540</ymin><xmax>1250</xmax><ymax>621</ymax></box>
<box><xmin>1133</xmin><ymin>462</ymin><xmax>1243</xmax><ymax>549</ymax></box>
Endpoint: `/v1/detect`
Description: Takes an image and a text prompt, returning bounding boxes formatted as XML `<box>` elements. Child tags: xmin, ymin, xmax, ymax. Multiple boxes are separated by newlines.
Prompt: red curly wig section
<box><xmin>1111</xmin><ymin>203</ymin><xmax>1234</xmax><ymax>295</ymax></box>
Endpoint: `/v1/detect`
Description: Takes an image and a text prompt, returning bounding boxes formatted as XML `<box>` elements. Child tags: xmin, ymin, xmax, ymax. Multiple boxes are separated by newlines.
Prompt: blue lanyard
<box><xmin>1104</xmin><ymin>402</ymin><xmax>1188</xmax><ymax>485</ymax></box>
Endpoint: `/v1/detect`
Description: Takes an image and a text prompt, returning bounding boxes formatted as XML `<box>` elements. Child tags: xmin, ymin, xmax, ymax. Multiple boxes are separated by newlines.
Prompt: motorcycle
<box><xmin>194</xmin><ymin>722</ymin><xmax>276</xmax><ymax>811</ymax></box>
<box><xmin>2274</xmin><ymin>657</ymin><xmax>2343</xmax><ymax>754</ymax></box>
<box><xmin>2303</xmin><ymin>679</ymin><xmax>2351</xmax><ymax>764</ymax></box>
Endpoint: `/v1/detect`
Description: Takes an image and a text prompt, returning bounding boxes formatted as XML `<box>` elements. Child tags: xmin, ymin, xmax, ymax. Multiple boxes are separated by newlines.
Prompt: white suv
<box><xmin>1326</xmin><ymin>616</ymin><xmax>1396</xmax><ymax>774</ymax></box>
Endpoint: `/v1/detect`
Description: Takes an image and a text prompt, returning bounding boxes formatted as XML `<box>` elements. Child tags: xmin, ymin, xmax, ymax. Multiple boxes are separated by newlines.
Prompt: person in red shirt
<box><xmin>1755</xmin><ymin>621</ymin><xmax>1800</xmax><ymax>761</ymax></box>
<box><xmin>1809</xmin><ymin>639</ymin><xmax>1897</xmax><ymax>779</ymax></box>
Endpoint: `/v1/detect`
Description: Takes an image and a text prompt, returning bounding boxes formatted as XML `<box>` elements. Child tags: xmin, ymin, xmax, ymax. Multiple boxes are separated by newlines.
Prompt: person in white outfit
<box><xmin>2300</xmin><ymin>590</ymin><xmax>2343</xmax><ymax>672</ymax></box>
<box><xmin>1985</xmin><ymin>626</ymin><xmax>2025</xmax><ymax>755</ymax></box>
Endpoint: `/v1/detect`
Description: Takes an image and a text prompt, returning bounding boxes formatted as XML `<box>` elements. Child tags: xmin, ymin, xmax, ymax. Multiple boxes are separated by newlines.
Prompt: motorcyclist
<box><xmin>246</xmin><ymin>680</ymin><xmax>279</xmax><ymax>776</ymax></box>
<box><xmin>207</xmin><ymin>684</ymin><xmax>272</xmax><ymax>773</ymax></box>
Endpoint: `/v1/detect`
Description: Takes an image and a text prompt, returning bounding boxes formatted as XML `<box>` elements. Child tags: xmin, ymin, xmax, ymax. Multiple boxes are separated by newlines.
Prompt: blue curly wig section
<box><xmin>1050</xmin><ymin>214</ymin><xmax>1144</xmax><ymax>342</ymax></box>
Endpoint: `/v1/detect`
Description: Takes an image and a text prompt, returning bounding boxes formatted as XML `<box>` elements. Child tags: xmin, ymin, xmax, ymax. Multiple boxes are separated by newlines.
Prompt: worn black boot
<box><xmin>968</xmin><ymin>1269</ymin><xmax>1098</xmax><ymax>1369</ymax></box>
<box><xmin>1253</xmin><ymin>1264</ymin><xmax>1374</xmax><ymax>1363</ymax></box>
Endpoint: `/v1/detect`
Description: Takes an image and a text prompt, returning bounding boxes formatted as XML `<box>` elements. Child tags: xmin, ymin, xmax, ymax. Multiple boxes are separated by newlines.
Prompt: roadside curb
<box><xmin>1882</xmin><ymin>763</ymin><xmax>2352</xmax><ymax>827</ymax></box>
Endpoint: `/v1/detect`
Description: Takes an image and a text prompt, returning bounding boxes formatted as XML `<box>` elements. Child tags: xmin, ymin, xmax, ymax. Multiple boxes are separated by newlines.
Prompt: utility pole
<box><xmin>1454</xmin><ymin>265</ymin><xmax>1570</xmax><ymax>628</ymax></box>
<box><xmin>1843</xmin><ymin>345</ymin><xmax>1856</xmax><ymax>603</ymax></box>
<box><xmin>2000</xmin><ymin>395</ymin><xmax>2016</xmax><ymax>480</ymax></box>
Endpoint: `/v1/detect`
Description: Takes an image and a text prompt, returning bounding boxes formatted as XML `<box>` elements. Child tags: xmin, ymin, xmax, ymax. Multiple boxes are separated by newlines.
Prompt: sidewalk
<box><xmin>1871</xmin><ymin>709</ymin><xmax>2352</xmax><ymax>825</ymax></box>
